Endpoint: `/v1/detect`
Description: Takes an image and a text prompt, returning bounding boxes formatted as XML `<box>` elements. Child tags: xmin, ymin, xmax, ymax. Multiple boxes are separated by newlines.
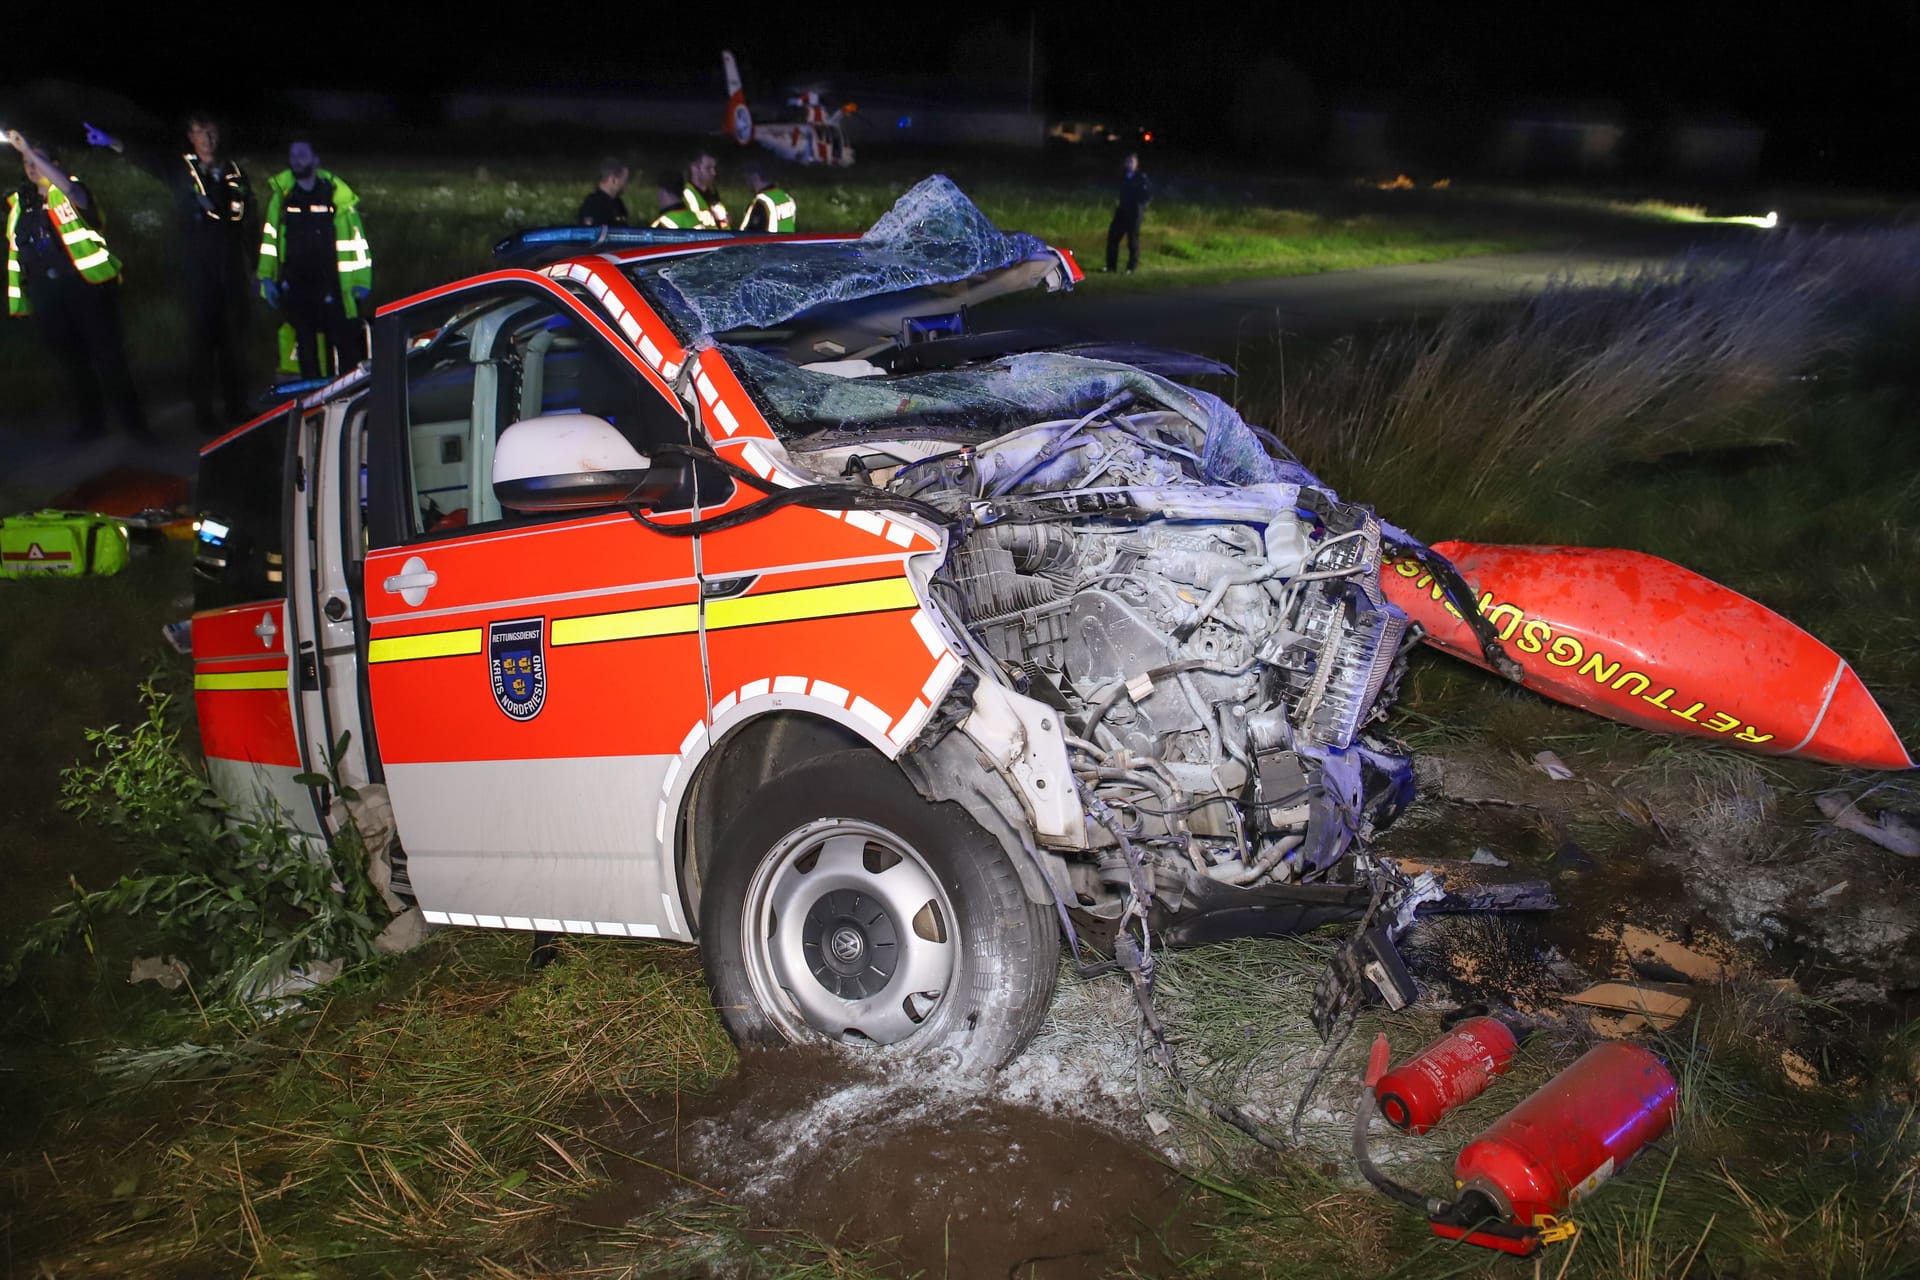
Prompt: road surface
<box><xmin>982</xmin><ymin>240</ymin><xmax>1688</xmax><ymax>357</ymax></box>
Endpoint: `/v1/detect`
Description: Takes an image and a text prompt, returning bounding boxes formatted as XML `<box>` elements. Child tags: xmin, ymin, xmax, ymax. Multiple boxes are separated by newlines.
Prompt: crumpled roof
<box><xmin>641</xmin><ymin>176</ymin><xmax>1053</xmax><ymax>337</ymax></box>
<box><xmin>724</xmin><ymin>345</ymin><xmax>1319</xmax><ymax>489</ymax></box>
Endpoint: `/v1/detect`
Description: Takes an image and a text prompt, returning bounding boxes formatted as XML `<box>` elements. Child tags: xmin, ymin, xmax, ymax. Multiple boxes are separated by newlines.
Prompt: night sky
<box><xmin>13</xmin><ymin>2</ymin><xmax>1919</xmax><ymax>181</ymax></box>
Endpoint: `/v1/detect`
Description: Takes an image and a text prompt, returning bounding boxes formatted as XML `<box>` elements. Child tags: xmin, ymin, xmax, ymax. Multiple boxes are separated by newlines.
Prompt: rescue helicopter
<box><xmin>722</xmin><ymin>50</ymin><xmax>856</xmax><ymax>167</ymax></box>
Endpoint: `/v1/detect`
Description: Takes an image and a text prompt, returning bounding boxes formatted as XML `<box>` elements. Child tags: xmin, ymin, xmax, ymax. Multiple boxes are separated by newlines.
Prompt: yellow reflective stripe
<box><xmin>706</xmin><ymin>577</ymin><xmax>917</xmax><ymax>630</ymax></box>
<box><xmin>194</xmin><ymin>668</ymin><xmax>289</xmax><ymax>691</ymax></box>
<box><xmin>552</xmin><ymin>602</ymin><xmax>699</xmax><ymax>647</ymax></box>
<box><xmin>68</xmin><ymin>248</ymin><xmax>111</xmax><ymax>271</ymax></box>
<box><xmin>367</xmin><ymin>628</ymin><xmax>484</xmax><ymax>664</ymax></box>
<box><xmin>262</xmin><ymin>222</ymin><xmax>278</xmax><ymax>237</ymax></box>
<box><xmin>258</xmin><ymin>242</ymin><xmax>278</xmax><ymax>257</ymax></box>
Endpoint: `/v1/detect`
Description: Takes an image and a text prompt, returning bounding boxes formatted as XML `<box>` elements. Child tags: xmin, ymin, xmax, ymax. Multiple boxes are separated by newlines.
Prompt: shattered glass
<box><xmin>723</xmin><ymin>344</ymin><xmax>1320</xmax><ymax>489</ymax></box>
<box><xmin>640</xmin><ymin>176</ymin><xmax>1053</xmax><ymax>338</ymax></box>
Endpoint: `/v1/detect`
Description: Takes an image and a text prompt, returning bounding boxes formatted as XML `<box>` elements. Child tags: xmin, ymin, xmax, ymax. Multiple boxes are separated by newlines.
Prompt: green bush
<box><xmin>4</xmin><ymin>674</ymin><xmax>387</xmax><ymax>1001</ymax></box>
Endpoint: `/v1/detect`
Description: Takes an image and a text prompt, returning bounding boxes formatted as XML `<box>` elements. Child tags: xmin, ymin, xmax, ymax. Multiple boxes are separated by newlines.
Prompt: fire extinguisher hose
<box><xmin>1355</xmin><ymin>1033</ymin><xmax>1448</xmax><ymax>1214</ymax></box>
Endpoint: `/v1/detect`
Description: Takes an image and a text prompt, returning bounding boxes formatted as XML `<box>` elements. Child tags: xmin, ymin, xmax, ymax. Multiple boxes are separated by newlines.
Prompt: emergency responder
<box><xmin>257</xmin><ymin>141</ymin><xmax>371</xmax><ymax>380</ymax></box>
<box><xmin>651</xmin><ymin>173</ymin><xmax>702</xmax><ymax>229</ymax></box>
<box><xmin>87</xmin><ymin>112</ymin><xmax>256</xmax><ymax>432</ymax></box>
<box><xmin>1105</xmin><ymin>152</ymin><xmax>1151</xmax><ymax>274</ymax></box>
<box><xmin>578</xmin><ymin>157</ymin><xmax>630</xmax><ymax>227</ymax></box>
<box><xmin>682</xmin><ymin>152</ymin><xmax>728</xmax><ymax>229</ymax></box>
<box><xmin>5</xmin><ymin>129</ymin><xmax>151</xmax><ymax>441</ymax></box>
<box><xmin>737</xmin><ymin>162</ymin><xmax>796</xmax><ymax>233</ymax></box>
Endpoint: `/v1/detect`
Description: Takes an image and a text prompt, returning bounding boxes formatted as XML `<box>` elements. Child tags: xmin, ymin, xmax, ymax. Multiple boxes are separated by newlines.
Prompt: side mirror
<box><xmin>492</xmin><ymin>414</ymin><xmax>678</xmax><ymax>512</ymax></box>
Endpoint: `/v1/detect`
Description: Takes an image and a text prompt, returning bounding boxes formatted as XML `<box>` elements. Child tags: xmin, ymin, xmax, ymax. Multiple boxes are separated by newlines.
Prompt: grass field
<box><xmin>3</xmin><ymin>193</ymin><xmax>1919</xmax><ymax>1275</ymax></box>
<box><xmin>0</xmin><ymin>144</ymin><xmax>1739</xmax><ymax>425</ymax></box>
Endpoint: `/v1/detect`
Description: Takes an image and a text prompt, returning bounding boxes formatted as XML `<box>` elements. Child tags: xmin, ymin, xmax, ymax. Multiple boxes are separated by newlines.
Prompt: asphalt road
<box><xmin>0</xmin><ymin>236</ymin><xmax>1698</xmax><ymax>503</ymax></box>
<box><xmin>982</xmin><ymin>239</ymin><xmax>1689</xmax><ymax>359</ymax></box>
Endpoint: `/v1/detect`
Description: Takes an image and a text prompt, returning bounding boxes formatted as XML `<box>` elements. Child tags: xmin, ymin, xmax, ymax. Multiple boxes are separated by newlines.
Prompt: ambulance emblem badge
<box><xmin>488</xmin><ymin>618</ymin><xmax>547</xmax><ymax>720</ymax></box>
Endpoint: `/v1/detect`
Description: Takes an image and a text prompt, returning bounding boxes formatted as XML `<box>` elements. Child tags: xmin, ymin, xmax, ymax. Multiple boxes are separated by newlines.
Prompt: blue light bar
<box><xmin>493</xmin><ymin>224</ymin><xmax>739</xmax><ymax>264</ymax></box>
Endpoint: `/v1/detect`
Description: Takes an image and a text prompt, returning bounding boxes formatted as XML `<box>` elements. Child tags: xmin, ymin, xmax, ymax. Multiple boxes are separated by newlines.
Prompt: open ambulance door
<box><xmin>192</xmin><ymin>404</ymin><xmax>329</xmax><ymax>835</ymax></box>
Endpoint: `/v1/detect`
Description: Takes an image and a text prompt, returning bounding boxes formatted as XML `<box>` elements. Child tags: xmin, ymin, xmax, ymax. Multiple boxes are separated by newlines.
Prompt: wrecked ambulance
<box><xmin>191</xmin><ymin>178</ymin><xmax>1908</xmax><ymax>1071</ymax></box>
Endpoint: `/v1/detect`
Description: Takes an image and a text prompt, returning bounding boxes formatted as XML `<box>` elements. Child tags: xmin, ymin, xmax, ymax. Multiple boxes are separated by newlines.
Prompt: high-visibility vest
<box><xmin>6</xmin><ymin>185</ymin><xmax>121</xmax><ymax>316</ymax></box>
<box><xmin>257</xmin><ymin>168</ymin><xmax>373</xmax><ymax>318</ymax></box>
<box><xmin>682</xmin><ymin>183</ymin><xmax>729</xmax><ymax>229</ymax></box>
<box><xmin>651</xmin><ymin>208</ymin><xmax>705</xmax><ymax>229</ymax></box>
<box><xmin>749</xmin><ymin>187</ymin><xmax>797</xmax><ymax>233</ymax></box>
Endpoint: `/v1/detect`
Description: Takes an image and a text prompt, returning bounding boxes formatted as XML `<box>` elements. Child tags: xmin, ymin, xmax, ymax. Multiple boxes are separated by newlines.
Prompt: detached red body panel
<box><xmin>1382</xmin><ymin>542</ymin><xmax>1912</xmax><ymax>770</ymax></box>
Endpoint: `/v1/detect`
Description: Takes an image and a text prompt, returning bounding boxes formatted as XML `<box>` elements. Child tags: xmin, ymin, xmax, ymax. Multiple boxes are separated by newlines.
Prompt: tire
<box><xmin>699</xmin><ymin>748</ymin><xmax>1058</xmax><ymax>1072</ymax></box>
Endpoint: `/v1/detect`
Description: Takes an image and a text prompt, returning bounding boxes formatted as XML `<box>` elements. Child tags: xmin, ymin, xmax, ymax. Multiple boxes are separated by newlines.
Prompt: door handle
<box><xmin>323</xmin><ymin>595</ymin><xmax>349</xmax><ymax>622</ymax></box>
<box><xmin>381</xmin><ymin>556</ymin><xmax>437</xmax><ymax>606</ymax></box>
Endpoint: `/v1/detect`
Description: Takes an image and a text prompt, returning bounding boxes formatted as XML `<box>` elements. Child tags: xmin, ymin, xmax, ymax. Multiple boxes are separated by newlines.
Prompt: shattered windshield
<box><xmin>721</xmin><ymin>344</ymin><xmax>1315</xmax><ymax>489</ymax></box>
<box><xmin>630</xmin><ymin>176</ymin><xmax>1053</xmax><ymax>339</ymax></box>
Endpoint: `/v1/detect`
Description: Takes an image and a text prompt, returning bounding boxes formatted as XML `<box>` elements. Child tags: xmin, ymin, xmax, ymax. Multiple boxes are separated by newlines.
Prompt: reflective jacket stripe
<box><xmin>682</xmin><ymin>185</ymin><xmax>729</xmax><ymax>229</ymax></box>
<box><xmin>752</xmin><ymin>189</ymin><xmax>797</xmax><ymax>232</ymax></box>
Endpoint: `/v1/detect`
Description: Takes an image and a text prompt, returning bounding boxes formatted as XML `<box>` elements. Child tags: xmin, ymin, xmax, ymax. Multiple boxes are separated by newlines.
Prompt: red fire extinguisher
<box><xmin>1358</xmin><ymin>1034</ymin><xmax>1680</xmax><ymax>1256</ymax></box>
<box><xmin>1374</xmin><ymin>1015</ymin><xmax>1519</xmax><ymax>1134</ymax></box>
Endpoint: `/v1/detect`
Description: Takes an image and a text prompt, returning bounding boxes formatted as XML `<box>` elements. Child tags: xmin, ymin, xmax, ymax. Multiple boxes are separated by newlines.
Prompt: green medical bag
<box><xmin>0</xmin><ymin>509</ymin><xmax>130</xmax><ymax>578</ymax></box>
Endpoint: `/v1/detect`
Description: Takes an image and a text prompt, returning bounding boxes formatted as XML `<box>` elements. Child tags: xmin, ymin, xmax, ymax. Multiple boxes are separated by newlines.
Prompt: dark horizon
<box><xmin>13</xmin><ymin>3</ymin><xmax>1920</xmax><ymax>184</ymax></box>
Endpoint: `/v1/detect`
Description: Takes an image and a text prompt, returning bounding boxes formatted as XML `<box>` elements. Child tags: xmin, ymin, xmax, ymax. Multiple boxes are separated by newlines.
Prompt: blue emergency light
<box><xmin>493</xmin><ymin>224</ymin><xmax>739</xmax><ymax>266</ymax></box>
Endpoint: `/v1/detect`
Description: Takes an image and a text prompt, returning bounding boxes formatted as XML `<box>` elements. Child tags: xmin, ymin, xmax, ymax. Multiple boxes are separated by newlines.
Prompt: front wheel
<box><xmin>699</xmin><ymin>749</ymin><xmax>1058</xmax><ymax>1072</ymax></box>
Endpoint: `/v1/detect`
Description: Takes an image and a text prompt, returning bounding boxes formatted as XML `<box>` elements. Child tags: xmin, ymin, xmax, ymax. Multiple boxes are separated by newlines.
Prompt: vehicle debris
<box><xmin>1386</xmin><ymin>542</ymin><xmax>1912</xmax><ymax>770</ymax></box>
<box><xmin>1562</xmin><ymin>980</ymin><xmax>1693</xmax><ymax>1030</ymax></box>
<box><xmin>1816</xmin><ymin>792</ymin><xmax>1920</xmax><ymax>857</ymax></box>
<box><xmin>1532</xmin><ymin>750</ymin><xmax>1574</xmax><ymax>780</ymax></box>
<box><xmin>128</xmin><ymin>955</ymin><xmax>190</xmax><ymax>991</ymax></box>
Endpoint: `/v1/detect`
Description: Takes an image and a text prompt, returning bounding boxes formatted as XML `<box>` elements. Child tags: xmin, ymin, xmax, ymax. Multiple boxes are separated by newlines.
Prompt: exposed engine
<box><xmin>811</xmin><ymin>399</ymin><xmax>1422</xmax><ymax>931</ymax></box>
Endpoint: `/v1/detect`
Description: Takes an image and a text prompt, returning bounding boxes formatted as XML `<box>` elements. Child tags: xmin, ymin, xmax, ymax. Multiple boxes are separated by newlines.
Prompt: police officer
<box><xmin>257</xmin><ymin>141</ymin><xmax>372</xmax><ymax>380</ymax></box>
<box><xmin>1105</xmin><ymin>152</ymin><xmax>1151</xmax><ymax>274</ymax></box>
<box><xmin>681</xmin><ymin>152</ymin><xmax>728</xmax><ymax>229</ymax></box>
<box><xmin>88</xmin><ymin>111</ymin><xmax>256</xmax><ymax>431</ymax></box>
<box><xmin>737</xmin><ymin>162</ymin><xmax>796</xmax><ymax>233</ymax></box>
<box><xmin>578</xmin><ymin>156</ymin><xmax>630</xmax><ymax>227</ymax></box>
<box><xmin>5</xmin><ymin>130</ymin><xmax>150</xmax><ymax>441</ymax></box>
<box><xmin>651</xmin><ymin>173</ymin><xmax>702</xmax><ymax>229</ymax></box>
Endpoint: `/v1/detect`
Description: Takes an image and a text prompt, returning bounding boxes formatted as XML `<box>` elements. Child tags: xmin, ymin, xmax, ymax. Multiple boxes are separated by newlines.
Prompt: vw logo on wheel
<box><xmin>830</xmin><ymin>926</ymin><xmax>864</xmax><ymax>964</ymax></box>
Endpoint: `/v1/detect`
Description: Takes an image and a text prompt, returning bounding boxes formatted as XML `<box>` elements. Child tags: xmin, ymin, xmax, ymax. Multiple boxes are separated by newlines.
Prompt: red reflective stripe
<box><xmin>200</xmin><ymin>401</ymin><xmax>296</xmax><ymax>456</ymax></box>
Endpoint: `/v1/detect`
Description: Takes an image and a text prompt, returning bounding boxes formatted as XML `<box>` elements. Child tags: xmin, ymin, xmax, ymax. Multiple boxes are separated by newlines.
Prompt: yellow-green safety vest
<box><xmin>6</xmin><ymin>185</ymin><xmax>121</xmax><ymax>316</ymax></box>
<box><xmin>749</xmin><ymin>187</ymin><xmax>797</xmax><ymax>233</ymax></box>
<box><xmin>257</xmin><ymin>168</ymin><xmax>373</xmax><ymax>318</ymax></box>
<box><xmin>681</xmin><ymin>184</ymin><xmax>728</xmax><ymax>229</ymax></box>
<box><xmin>651</xmin><ymin>208</ymin><xmax>705</xmax><ymax>229</ymax></box>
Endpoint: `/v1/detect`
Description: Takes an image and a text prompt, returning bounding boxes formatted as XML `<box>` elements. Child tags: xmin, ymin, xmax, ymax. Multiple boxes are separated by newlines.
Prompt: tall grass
<box><xmin>1254</xmin><ymin>230</ymin><xmax>1920</xmax><ymax>539</ymax></box>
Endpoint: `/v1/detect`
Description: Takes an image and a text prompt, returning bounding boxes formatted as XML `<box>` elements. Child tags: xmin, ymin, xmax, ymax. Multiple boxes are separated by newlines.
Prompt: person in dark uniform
<box><xmin>89</xmin><ymin>111</ymin><xmax>256</xmax><ymax>431</ymax></box>
<box><xmin>5</xmin><ymin>129</ymin><xmax>150</xmax><ymax>441</ymax></box>
<box><xmin>1105</xmin><ymin>152</ymin><xmax>1151</xmax><ymax>274</ymax></box>
<box><xmin>577</xmin><ymin>157</ymin><xmax>630</xmax><ymax>227</ymax></box>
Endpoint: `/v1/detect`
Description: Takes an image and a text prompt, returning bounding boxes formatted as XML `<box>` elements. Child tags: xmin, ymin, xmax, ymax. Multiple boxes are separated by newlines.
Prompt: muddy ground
<box><xmin>577</xmin><ymin>1049</ymin><xmax>1207</xmax><ymax>1278</ymax></box>
<box><xmin>547</xmin><ymin>720</ymin><xmax>1919</xmax><ymax>1276</ymax></box>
